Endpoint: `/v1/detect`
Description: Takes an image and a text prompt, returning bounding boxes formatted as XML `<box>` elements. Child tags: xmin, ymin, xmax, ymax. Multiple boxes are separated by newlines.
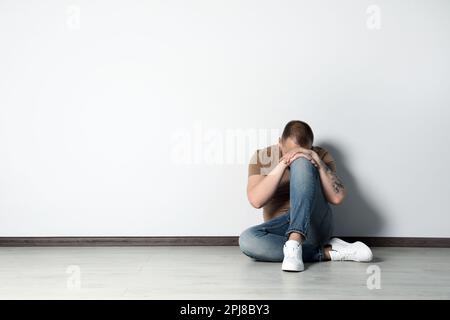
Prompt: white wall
<box><xmin>1</xmin><ymin>0</ymin><xmax>449</xmax><ymax>237</ymax></box>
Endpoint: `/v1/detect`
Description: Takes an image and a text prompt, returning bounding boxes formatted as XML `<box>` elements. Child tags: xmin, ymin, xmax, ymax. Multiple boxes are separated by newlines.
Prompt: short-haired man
<box><xmin>239</xmin><ymin>120</ymin><xmax>373</xmax><ymax>272</ymax></box>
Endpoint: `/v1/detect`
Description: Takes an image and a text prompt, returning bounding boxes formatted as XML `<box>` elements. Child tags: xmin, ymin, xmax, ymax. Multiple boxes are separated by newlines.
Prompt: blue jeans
<box><xmin>239</xmin><ymin>157</ymin><xmax>334</xmax><ymax>262</ymax></box>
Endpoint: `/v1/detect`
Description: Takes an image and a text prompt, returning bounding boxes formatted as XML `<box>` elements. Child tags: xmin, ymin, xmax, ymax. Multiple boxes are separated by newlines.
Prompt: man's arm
<box><xmin>316</xmin><ymin>160</ymin><xmax>346</xmax><ymax>205</ymax></box>
<box><xmin>247</xmin><ymin>160</ymin><xmax>288</xmax><ymax>209</ymax></box>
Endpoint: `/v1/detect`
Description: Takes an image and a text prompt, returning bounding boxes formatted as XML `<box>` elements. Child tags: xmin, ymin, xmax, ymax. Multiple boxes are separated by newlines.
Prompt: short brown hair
<box><xmin>281</xmin><ymin>120</ymin><xmax>314</xmax><ymax>148</ymax></box>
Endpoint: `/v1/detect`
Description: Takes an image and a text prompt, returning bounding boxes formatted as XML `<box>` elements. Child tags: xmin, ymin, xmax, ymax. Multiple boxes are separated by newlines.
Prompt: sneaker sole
<box><xmin>281</xmin><ymin>261</ymin><xmax>305</xmax><ymax>272</ymax></box>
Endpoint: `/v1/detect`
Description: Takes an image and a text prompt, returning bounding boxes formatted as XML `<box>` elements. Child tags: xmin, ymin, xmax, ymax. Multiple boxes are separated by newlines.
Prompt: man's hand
<box><xmin>281</xmin><ymin>147</ymin><xmax>323</xmax><ymax>168</ymax></box>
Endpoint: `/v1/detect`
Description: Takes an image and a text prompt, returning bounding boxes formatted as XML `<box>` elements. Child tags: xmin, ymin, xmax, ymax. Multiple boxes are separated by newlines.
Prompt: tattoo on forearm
<box><xmin>325</xmin><ymin>166</ymin><xmax>345</xmax><ymax>194</ymax></box>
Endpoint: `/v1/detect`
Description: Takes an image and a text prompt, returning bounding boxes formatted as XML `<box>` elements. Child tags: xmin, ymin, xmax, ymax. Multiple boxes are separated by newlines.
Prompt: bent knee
<box><xmin>238</xmin><ymin>227</ymin><xmax>283</xmax><ymax>262</ymax></box>
<box><xmin>238</xmin><ymin>227</ymin><xmax>258</xmax><ymax>256</ymax></box>
<box><xmin>290</xmin><ymin>156</ymin><xmax>315</xmax><ymax>171</ymax></box>
<box><xmin>289</xmin><ymin>157</ymin><xmax>318</xmax><ymax>181</ymax></box>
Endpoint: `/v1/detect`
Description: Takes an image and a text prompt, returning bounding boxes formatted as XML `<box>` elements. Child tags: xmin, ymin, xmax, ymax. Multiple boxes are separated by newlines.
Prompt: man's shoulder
<box><xmin>313</xmin><ymin>145</ymin><xmax>337</xmax><ymax>172</ymax></box>
<box><xmin>248</xmin><ymin>144</ymin><xmax>280</xmax><ymax>176</ymax></box>
<box><xmin>312</xmin><ymin>145</ymin><xmax>328</xmax><ymax>158</ymax></box>
<box><xmin>254</xmin><ymin>144</ymin><xmax>279</xmax><ymax>157</ymax></box>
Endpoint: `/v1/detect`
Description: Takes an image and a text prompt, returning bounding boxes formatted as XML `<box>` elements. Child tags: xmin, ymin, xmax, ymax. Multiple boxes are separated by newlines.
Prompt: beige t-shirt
<box><xmin>248</xmin><ymin>145</ymin><xmax>336</xmax><ymax>222</ymax></box>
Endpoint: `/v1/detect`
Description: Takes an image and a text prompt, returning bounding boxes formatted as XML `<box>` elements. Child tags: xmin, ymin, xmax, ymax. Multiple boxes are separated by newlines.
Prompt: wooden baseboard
<box><xmin>0</xmin><ymin>236</ymin><xmax>239</xmax><ymax>247</ymax></box>
<box><xmin>0</xmin><ymin>236</ymin><xmax>449</xmax><ymax>247</ymax></box>
<box><xmin>339</xmin><ymin>237</ymin><xmax>450</xmax><ymax>248</ymax></box>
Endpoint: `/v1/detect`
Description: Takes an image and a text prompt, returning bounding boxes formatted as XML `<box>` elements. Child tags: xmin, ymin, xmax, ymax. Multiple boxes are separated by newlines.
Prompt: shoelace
<box><xmin>285</xmin><ymin>246</ymin><xmax>299</xmax><ymax>258</ymax></box>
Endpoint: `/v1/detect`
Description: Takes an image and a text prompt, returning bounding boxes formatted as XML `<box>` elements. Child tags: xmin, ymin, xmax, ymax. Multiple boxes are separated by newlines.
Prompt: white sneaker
<box><xmin>328</xmin><ymin>237</ymin><xmax>373</xmax><ymax>262</ymax></box>
<box><xmin>281</xmin><ymin>240</ymin><xmax>304</xmax><ymax>272</ymax></box>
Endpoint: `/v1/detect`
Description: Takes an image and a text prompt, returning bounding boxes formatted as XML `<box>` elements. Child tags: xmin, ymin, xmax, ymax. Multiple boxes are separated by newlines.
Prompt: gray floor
<box><xmin>0</xmin><ymin>246</ymin><xmax>449</xmax><ymax>299</ymax></box>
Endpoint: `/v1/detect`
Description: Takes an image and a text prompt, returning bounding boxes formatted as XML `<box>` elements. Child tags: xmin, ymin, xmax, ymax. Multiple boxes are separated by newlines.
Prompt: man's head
<box><xmin>278</xmin><ymin>120</ymin><xmax>314</xmax><ymax>155</ymax></box>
